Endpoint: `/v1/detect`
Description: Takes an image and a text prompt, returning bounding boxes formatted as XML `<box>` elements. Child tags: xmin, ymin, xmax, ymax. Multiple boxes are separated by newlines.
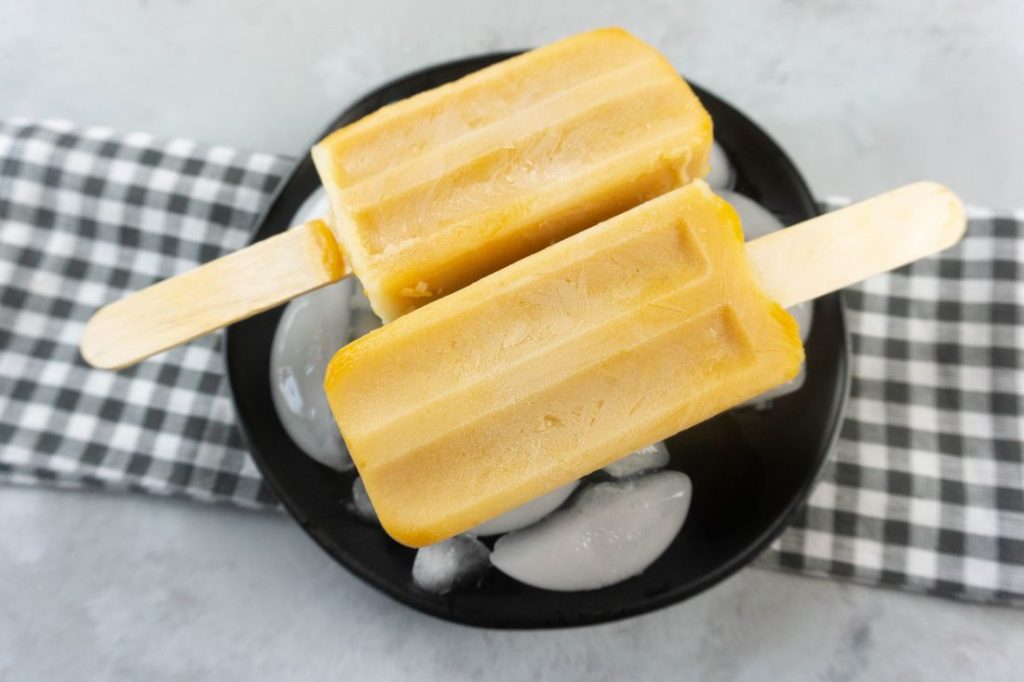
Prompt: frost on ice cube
<box><xmin>471</xmin><ymin>480</ymin><xmax>579</xmax><ymax>536</ymax></box>
<box><xmin>491</xmin><ymin>471</ymin><xmax>693</xmax><ymax>591</ymax></box>
<box><xmin>270</xmin><ymin>278</ymin><xmax>355</xmax><ymax>472</ymax></box>
<box><xmin>290</xmin><ymin>188</ymin><xmax>330</xmax><ymax>226</ymax></box>
<box><xmin>348</xmin><ymin>285</ymin><xmax>382</xmax><ymax>341</ymax></box>
<box><xmin>412</xmin><ymin>535</ymin><xmax>491</xmax><ymax>595</ymax></box>
<box><xmin>603</xmin><ymin>441</ymin><xmax>670</xmax><ymax>478</ymax></box>
<box><xmin>707</xmin><ymin>141</ymin><xmax>735</xmax><ymax>190</ymax></box>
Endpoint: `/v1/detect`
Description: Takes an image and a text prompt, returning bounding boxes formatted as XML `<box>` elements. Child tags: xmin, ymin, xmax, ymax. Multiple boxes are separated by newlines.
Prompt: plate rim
<box><xmin>224</xmin><ymin>51</ymin><xmax>851</xmax><ymax>629</ymax></box>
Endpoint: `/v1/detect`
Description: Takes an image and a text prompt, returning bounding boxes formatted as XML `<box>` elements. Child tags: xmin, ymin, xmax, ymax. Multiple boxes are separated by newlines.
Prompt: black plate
<box><xmin>225</xmin><ymin>53</ymin><xmax>849</xmax><ymax>629</ymax></box>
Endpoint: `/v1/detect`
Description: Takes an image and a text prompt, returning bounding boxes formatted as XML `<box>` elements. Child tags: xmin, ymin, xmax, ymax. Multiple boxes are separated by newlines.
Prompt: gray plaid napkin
<box><xmin>756</xmin><ymin>213</ymin><xmax>1023</xmax><ymax>605</ymax></box>
<box><xmin>1</xmin><ymin>119</ymin><xmax>1021</xmax><ymax>605</ymax></box>
<box><xmin>0</xmin><ymin>118</ymin><xmax>287</xmax><ymax>507</ymax></box>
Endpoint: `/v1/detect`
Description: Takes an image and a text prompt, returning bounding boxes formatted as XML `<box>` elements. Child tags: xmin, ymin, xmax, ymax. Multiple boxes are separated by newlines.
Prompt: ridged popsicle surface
<box><xmin>313</xmin><ymin>28</ymin><xmax>712</xmax><ymax>320</ymax></box>
<box><xmin>325</xmin><ymin>182</ymin><xmax>804</xmax><ymax>547</ymax></box>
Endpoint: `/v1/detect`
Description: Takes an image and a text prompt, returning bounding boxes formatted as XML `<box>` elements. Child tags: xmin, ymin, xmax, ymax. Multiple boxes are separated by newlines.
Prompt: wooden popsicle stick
<box><xmin>747</xmin><ymin>182</ymin><xmax>966</xmax><ymax>308</ymax></box>
<box><xmin>80</xmin><ymin>220</ymin><xmax>349</xmax><ymax>370</ymax></box>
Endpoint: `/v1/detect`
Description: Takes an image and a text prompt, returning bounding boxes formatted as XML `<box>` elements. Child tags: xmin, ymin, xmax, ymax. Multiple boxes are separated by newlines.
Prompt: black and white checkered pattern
<box><xmin>757</xmin><ymin>203</ymin><xmax>1024</xmax><ymax>605</ymax></box>
<box><xmin>1</xmin><ymin>119</ymin><xmax>1021</xmax><ymax>604</ymax></box>
<box><xmin>0</xmin><ymin>118</ymin><xmax>288</xmax><ymax>507</ymax></box>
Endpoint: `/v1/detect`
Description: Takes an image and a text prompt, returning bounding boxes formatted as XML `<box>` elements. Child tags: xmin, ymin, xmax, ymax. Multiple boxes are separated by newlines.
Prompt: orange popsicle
<box><xmin>324</xmin><ymin>180</ymin><xmax>965</xmax><ymax>547</ymax></box>
<box><xmin>81</xmin><ymin>28</ymin><xmax>712</xmax><ymax>369</ymax></box>
<box><xmin>312</xmin><ymin>28</ymin><xmax>712</xmax><ymax>321</ymax></box>
<box><xmin>325</xmin><ymin>181</ymin><xmax>802</xmax><ymax>546</ymax></box>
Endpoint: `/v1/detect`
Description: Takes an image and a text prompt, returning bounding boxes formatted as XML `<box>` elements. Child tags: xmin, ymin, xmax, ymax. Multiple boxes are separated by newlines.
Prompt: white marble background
<box><xmin>1</xmin><ymin>1</ymin><xmax>1022</xmax><ymax>680</ymax></box>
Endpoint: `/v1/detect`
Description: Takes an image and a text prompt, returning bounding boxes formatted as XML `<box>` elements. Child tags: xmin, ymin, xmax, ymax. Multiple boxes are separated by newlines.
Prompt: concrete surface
<box><xmin>1</xmin><ymin>1</ymin><xmax>1022</xmax><ymax>680</ymax></box>
<box><xmin>3</xmin><ymin>0</ymin><xmax>1021</xmax><ymax>210</ymax></box>
<box><xmin>2</xmin><ymin>488</ymin><xmax>1022</xmax><ymax>681</ymax></box>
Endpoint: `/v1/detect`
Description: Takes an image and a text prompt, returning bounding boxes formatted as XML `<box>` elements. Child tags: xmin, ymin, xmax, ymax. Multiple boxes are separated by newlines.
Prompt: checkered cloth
<box><xmin>757</xmin><ymin>209</ymin><xmax>1024</xmax><ymax>605</ymax></box>
<box><xmin>0</xmin><ymin>119</ymin><xmax>288</xmax><ymax>507</ymax></box>
<box><xmin>1</xmin><ymin>119</ymin><xmax>1021</xmax><ymax>605</ymax></box>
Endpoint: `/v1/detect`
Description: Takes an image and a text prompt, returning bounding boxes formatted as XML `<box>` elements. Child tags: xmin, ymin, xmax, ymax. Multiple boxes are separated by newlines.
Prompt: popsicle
<box><xmin>324</xmin><ymin>180</ymin><xmax>966</xmax><ymax>547</ymax></box>
<box><xmin>80</xmin><ymin>28</ymin><xmax>712</xmax><ymax>369</ymax></box>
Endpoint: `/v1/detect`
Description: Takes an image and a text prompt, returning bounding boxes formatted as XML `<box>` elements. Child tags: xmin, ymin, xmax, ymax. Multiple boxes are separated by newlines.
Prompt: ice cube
<box><xmin>347</xmin><ymin>286</ymin><xmax>382</xmax><ymax>341</ymax></box>
<box><xmin>350</xmin><ymin>476</ymin><xmax>377</xmax><ymax>523</ymax></box>
<box><xmin>270</xmin><ymin>278</ymin><xmax>354</xmax><ymax>471</ymax></box>
<box><xmin>603</xmin><ymin>442</ymin><xmax>670</xmax><ymax>478</ymax></box>
<box><xmin>707</xmin><ymin>141</ymin><xmax>735</xmax><ymax>190</ymax></box>
<box><xmin>412</xmin><ymin>535</ymin><xmax>490</xmax><ymax>595</ymax></box>
<box><xmin>491</xmin><ymin>471</ymin><xmax>692</xmax><ymax>591</ymax></box>
<box><xmin>291</xmin><ymin>188</ymin><xmax>330</xmax><ymax>225</ymax></box>
<box><xmin>787</xmin><ymin>298</ymin><xmax>813</xmax><ymax>343</ymax></box>
<box><xmin>718</xmin><ymin>190</ymin><xmax>783</xmax><ymax>240</ymax></box>
<box><xmin>471</xmin><ymin>481</ymin><xmax>579</xmax><ymax>536</ymax></box>
<box><xmin>747</xmin><ymin>363</ymin><xmax>808</xmax><ymax>409</ymax></box>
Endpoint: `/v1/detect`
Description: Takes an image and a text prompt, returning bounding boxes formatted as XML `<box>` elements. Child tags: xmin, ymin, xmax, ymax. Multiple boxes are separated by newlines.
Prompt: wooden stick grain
<box><xmin>747</xmin><ymin>182</ymin><xmax>966</xmax><ymax>308</ymax></box>
<box><xmin>80</xmin><ymin>220</ymin><xmax>349</xmax><ymax>369</ymax></box>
